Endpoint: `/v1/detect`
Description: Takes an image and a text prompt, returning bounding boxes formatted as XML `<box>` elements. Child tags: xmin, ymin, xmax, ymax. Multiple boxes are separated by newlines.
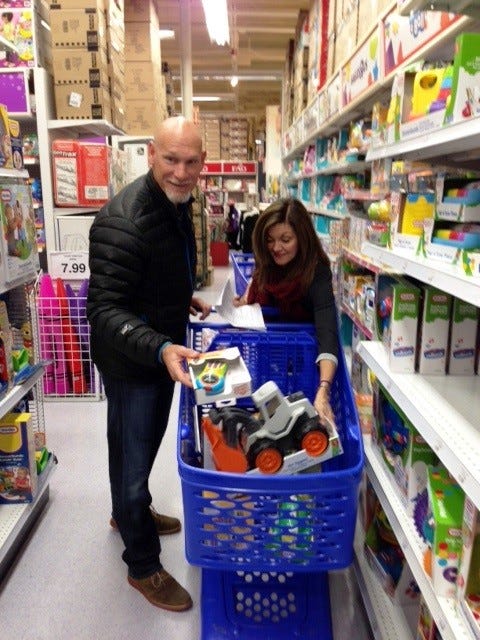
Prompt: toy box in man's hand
<box><xmin>188</xmin><ymin>347</ymin><xmax>252</xmax><ymax>405</ymax></box>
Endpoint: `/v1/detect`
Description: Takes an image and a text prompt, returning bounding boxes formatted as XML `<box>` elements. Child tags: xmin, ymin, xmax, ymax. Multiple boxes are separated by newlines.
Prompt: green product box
<box><xmin>427</xmin><ymin>466</ymin><xmax>465</xmax><ymax>598</ymax></box>
<box><xmin>444</xmin><ymin>33</ymin><xmax>480</xmax><ymax>125</ymax></box>
<box><xmin>417</xmin><ymin>286</ymin><xmax>452</xmax><ymax>375</ymax></box>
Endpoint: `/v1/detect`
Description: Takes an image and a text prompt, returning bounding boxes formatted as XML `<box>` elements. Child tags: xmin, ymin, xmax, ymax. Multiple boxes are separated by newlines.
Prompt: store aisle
<box><xmin>0</xmin><ymin>265</ymin><xmax>373</xmax><ymax>640</ymax></box>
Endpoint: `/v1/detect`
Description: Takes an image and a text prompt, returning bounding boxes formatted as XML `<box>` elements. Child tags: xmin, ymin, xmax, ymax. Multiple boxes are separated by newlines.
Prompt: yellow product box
<box><xmin>0</xmin><ymin>412</ymin><xmax>37</xmax><ymax>504</ymax></box>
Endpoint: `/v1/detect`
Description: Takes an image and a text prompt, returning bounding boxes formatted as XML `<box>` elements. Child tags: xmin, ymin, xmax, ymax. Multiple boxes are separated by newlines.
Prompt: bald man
<box><xmin>87</xmin><ymin>117</ymin><xmax>211</xmax><ymax>611</ymax></box>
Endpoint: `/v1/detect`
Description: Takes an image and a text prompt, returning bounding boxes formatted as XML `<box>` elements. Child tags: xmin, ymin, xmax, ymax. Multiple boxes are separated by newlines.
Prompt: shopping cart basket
<box><xmin>230</xmin><ymin>252</ymin><xmax>255</xmax><ymax>297</ymax></box>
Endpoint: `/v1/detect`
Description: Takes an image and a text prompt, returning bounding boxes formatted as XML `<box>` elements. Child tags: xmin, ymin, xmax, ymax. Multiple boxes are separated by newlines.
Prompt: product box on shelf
<box><xmin>444</xmin><ymin>33</ymin><xmax>480</xmax><ymax>125</ymax></box>
<box><xmin>416</xmin><ymin>595</ymin><xmax>440</xmax><ymax>640</ymax></box>
<box><xmin>52</xmin><ymin>139</ymin><xmax>111</xmax><ymax>207</ymax></box>
<box><xmin>0</xmin><ymin>70</ymin><xmax>30</xmax><ymax>116</ymax></box>
<box><xmin>188</xmin><ymin>347</ymin><xmax>252</xmax><ymax>406</ymax></box>
<box><xmin>426</xmin><ymin>466</ymin><xmax>465</xmax><ymax>598</ymax></box>
<box><xmin>0</xmin><ymin>7</ymin><xmax>40</xmax><ymax>68</ymax></box>
<box><xmin>457</xmin><ymin>495</ymin><xmax>480</xmax><ymax>639</ymax></box>
<box><xmin>0</xmin><ymin>412</ymin><xmax>37</xmax><ymax>504</ymax></box>
<box><xmin>372</xmin><ymin>382</ymin><xmax>438</xmax><ymax>516</ymax></box>
<box><xmin>388</xmin><ymin>191</ymin><xmax>425</xmax><ymax>253</ymax></box>
<box><xmin>8</xmin><ymin>118</ymin><xmax>23</xmax><ymax>170</ymax></box>
<box><xmin>0</xmin><ymin>179</ymin><xmax>39</xmax><ymax>284</ymax></box>
<box><xmin>364</xmin><ymin>498</ymin><xmax>420</xmax><ymax>607</ymax></box>
<box><xmin>435</xmin><ymin>175</ymin><xmax>480</xmax><ymax>223</ymax></box>
<box><xmin>448</xmin><ymin>297</ymin><xmax>479</xmax><ymax>375</ymax></box>
<box><xmin>341</xmin><ymin>26</ymin><xmax>380</xmax><ymax>109</ymax></box>
<box><xmin>51</xmin><ymin>47</ymin><xmax>110</xmax><ymax>86</ymax></box>
<box><xmin>417</xmin><ymin>286</ymin><xmax>452</xmax><ymax>375</ymax></box>
<box><xmin>53</xmin><ymin>84</ymin><xmax>112</xmax><ymax>120</ymax></box>
<box><xmin>376</xmin><ymin>274</ymin><xmax>421</xmax><ymax>373</ymax></box>
<box><xmin>49</xmin><ymin>8</ymin><xmax>107</xmax><ymax>49</ymax></box>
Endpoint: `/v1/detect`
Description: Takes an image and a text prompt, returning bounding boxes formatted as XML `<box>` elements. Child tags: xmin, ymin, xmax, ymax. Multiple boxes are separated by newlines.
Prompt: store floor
<box><xmin>0</xmin><ymin>265</ymin><xmax>373</xmax><ymax>640</ymax></box>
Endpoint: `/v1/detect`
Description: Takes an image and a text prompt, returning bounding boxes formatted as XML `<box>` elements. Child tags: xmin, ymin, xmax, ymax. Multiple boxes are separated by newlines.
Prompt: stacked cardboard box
<box><xmin>292</xmin><ymin>10</ymin><xmax>310</xmax><ymax>121</ymax></box>
<box><xmin>220</xmin><ymin>118</ymin><xmax>250</xmax><ymax>160</ymax></box>
<box><xmin>162</xmin><ymin>61</ymin><xmax>176</xmax><ymax>117</ymax></box>
<box><xmin>123</xmin><ymin>0</ymin><xmax>167</xmax><ymax>135</ymax></box>
<box><xmin>198</xmin><ymin>118</ymin><xmax>221</xmax><ymax>160</ymax></box>
<box><xmin>49</xmin><ymin>0</ymin><xmax>125</xmax><ymax>123</ymax></box>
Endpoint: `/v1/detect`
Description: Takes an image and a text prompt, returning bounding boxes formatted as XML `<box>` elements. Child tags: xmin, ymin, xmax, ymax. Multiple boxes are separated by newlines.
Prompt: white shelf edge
<box><xmin>53</xmin><ymin>207</ymin><xmax>100</xmax><ymax>217</ymax></box>
<box><xmin>0</xmin><ymin>270</ymin><xmax>40</xmax><ymax>296</ymax></box>
<box><xmin>353</xmin><ymin>528</ymin><xmax>413</xmax><ymax>640</ymax></box>
<box><xmin>358</xmin><ymin>341</ymin><xmax>480</xmax><ymax>510</ymax></box>
<box><xmin>398</xmin><ymin>0</ymin><xmax>480</xmax><ymax>19</ymax></box>
<box><xmin>360</xmin><ymin>242</ymin><xmax>480</xmax><ymax>307</ymax></box>
<box><xmin>365</xmin><ymin>437</ymin><xmax>473</xmax><ymax>640</ymax></box>
<box><xmin>47</xmin><ymin>118</ymin><xmax>123</xmax><ymax>137</ymax></box>
<box><xmin>366</xmin><ymin>116</ymin><xmax>480</xmax><ymax>162</ymax></box>
<box><xmin>0</xmin><ymin>167</ymin><xmax>29</xmax><ymax>179</ymax></box>
<box><xmin>0</xmin><ymin>366</ymin><xmax>46</xmax><ymax>417</ymax></box>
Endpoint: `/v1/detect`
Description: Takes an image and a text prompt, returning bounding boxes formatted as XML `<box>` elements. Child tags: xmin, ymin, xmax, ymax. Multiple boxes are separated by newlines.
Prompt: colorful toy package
<box><xmin>0</xmin><ymin>412</ymin><xmax>37</xmax><ymax>504</ymax></box>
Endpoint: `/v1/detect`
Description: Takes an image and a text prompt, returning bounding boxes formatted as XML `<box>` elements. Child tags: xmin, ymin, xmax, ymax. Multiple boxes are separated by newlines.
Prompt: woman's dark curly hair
<box><xmin>251</xmin><ymin>197</ymin><xmax>330</xmax><ymax>292</ymax></box>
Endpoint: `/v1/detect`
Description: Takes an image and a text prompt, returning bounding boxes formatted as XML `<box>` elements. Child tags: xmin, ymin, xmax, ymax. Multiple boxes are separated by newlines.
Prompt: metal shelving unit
<box><xmin>365</xmin><ymin>437</ymin><xmax>473</xmax><ymax>640</ymax></box>
<box><xmin>359</xmin><ymin>340</ymin><xmax>480</xmax><ymax>510</ymax></box>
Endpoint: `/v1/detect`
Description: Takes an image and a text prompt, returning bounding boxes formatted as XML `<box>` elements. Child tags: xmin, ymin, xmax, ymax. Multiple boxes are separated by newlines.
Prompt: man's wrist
<box><xmin>158</xmin><ymin>341</ymin><xmax>173</xmax><ymax>363</ymax></box>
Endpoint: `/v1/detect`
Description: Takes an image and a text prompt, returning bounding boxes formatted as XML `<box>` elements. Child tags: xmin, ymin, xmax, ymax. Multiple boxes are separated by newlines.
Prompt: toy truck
<box><xmin>202</xmin><ymin>380</ymin><xmax>330</xmax><ymax>474</ymax></box>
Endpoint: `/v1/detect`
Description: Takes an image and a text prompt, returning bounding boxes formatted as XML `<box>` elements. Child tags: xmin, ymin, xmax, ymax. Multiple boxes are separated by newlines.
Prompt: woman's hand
<box><xmin>190</xmin><ymin>296</ymin><xmax>212</xmax><ymax>320</ymax></box>
<box><xmin>232</xmin><ymin>295</ymin><xmax>246</xmax><ymax>307</ymax></box>
<box><xmin>314</xmin><ymin>386</ymin><xmax>334</xmax><ymax>426</ymax></box>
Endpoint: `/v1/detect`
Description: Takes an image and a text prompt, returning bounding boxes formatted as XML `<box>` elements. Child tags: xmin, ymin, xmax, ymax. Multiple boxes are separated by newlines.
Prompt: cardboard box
<box><xmin>49</xmin><ymin>8</ymin><xmax>107</xmax><ymax>49</ymax></box>
<box><xmin>54</xmin><ymin>83</ymin><xmax>111</xmax><ymax>119</ymax></box>
<box><xmin>123</xmin><ymin>99</ymin><xmax>163</xmax><ymax>135</ymax></box>
<box><xmin>0</xmin><ymin>412</ymin><xmax>37</xmax><ymax>504</ymax></box>
<box><xmin>457</xmin><ymin>495</ymin><xmax>480</xmax><ymax>639</ymax></box>
<box><xmin>124</xmin><ymin>21</ymin><xmax>161</xmax><ymax>63</ymax></box>
<box><xmin>50</xmin><ymin>0</ymin><xmax>106</xmax><ymax>9</ymax></box>
<box><xmin>448</xmin><ymin>297</ymin><xmax>479</xmax><ymax>375</ymax></box>
<box><xmin>377</xmin><ymin>275</ymin><xmax>421</xmax><ymax>373</ymax></box>
<box><xmin>124</xmin><ymin>60</ymin><xmax>163</xmax><ymax>99</ymax></box>
<box><xmin>52</xmin><ymin>47</ymin><xmax>109</xmax><ymax>85</ymax></box>
<box><xmin>426</xmin><ymin>466</ymin><xmax>465</xmax><ymax>598</ymax></box>
<box><xmin>417</xmin><ymin>286</ymin><xmax>452</xmax><ymax>375</ymax></box>
<box><xmin>188</xmin><ymin>347</ymin><xmax>252</xmax><ymax>406</ymax></box>
<box><xmin>124</xmin><ymin>0</ymin><xmax>158</xmax><ymax>24</ymax></box>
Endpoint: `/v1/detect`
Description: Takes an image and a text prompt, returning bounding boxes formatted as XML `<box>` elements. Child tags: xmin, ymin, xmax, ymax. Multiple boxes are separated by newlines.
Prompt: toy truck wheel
<box><xmin>248</xmin><ymin>439</ymin><xmax>283</xmax><ymax>474</ymax></box>
<box><xmin>295</xmin><ymin>415</ymin><xmax>329</xmax><ymax>457</ymax></box>
<box><xmin>301</xmin><ymin>429</ymin><xmax>329</xmax><ymax>457</ymax></box>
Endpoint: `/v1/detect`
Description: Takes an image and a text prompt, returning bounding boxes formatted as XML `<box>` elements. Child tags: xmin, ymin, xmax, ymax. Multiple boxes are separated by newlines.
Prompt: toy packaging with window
<box><xmin>0</xmin><ymin>412</ymin><xmax>37</xmax><ymax>504</ymax></box>
<box><xmin>457</xmin><ymin>495</ymin><xmax>480</xmax><ymax>639</ymax></box>
<box><xmin>424</xmin><ymin>466</ymin><xmax>465</xmax><ymax>598</ymax></box>
<box><xmin>187</xmin><ymin>347</ymin><xmax>252</xmax><ymax>405</ymax></box>
<box><xmin>444</xmin><ymin>33</ymin><xmax>480</xmax><ymax>124</ymax></box>
<box><xmin>373</xmin><ymin>382</ymin><xmax>438</xmax><ymax>516</ymax></box>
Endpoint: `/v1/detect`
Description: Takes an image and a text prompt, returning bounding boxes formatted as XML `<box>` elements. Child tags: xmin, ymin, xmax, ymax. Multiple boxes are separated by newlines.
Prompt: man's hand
<box><xmin>190</xmin><ymin>296</ymin><xmax>212</xmax><ymax>320</ymax></box>
<box><xmin>161</xmin><ymin>344</ymin><xmax>200</xmax><ymax>387</ymax></box>
<box><xmin>314</xmin><ymin>386</ymin><xmax>335</xmax><ymax>426</ymax></box>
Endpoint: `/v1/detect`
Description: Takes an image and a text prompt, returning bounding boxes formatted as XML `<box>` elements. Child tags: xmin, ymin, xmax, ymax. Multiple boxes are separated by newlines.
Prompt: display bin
<box><xmin>178</xmin><ymin>323</ymin><xmax>364</xmax><ymax>572</ymax></box>
<box><xmin>230</xmin><ymin>252</ymin><xmax>255</xmax><ymax>296</ymax></box>
<box><xmin>201</xmin><ymin>568</ymin><xmax>332</xmax><ymax>639</ymax></box>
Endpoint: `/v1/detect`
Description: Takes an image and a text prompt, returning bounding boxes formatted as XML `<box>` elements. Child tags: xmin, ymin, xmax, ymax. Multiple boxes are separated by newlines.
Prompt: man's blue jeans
<box><xmin>102</xmin><ymin>373</ymin><xmax>175</xmax><ymax>579</ymax></box>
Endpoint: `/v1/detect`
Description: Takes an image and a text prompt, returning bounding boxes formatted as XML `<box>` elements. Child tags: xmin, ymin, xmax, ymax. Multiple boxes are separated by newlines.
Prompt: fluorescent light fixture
<box><xmin>201</xmin><ymin>0</ymin><xmax>230</xmax><ymax>46</ymax></box>
<box><xmin>159</xmin><ymin>29</ymin><xmax>175</xmax><ymax>39</ymax></box>
<box><xmin>230</xmin><ymin>76</ymin><xmax>238</xmax><ymax>88</ymax></box>
<box><xmin>176</xmin><ymin>96</ymin><xmax>222</xmax><ymax>102</ymax></box>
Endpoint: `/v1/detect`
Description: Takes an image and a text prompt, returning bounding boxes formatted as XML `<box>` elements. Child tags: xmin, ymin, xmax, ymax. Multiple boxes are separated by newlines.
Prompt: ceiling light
<box><xmin>201</xmin><ymin>0</ymin><xmax>230</xmax><ymax>46</ymax></box>
<box><xmin>176</xmin><ymin>96</ymin><xmax>222</xmax><ymax>102</ymax></box>
<box><xmin>159</xmin><ymin>29</ymin><xmax>175</xmax><ymax>40</ymax></box>
<box><xmin>230</xmin><ymin>76</ymin><xmax>238</xmax><ymax>88</ymax></box>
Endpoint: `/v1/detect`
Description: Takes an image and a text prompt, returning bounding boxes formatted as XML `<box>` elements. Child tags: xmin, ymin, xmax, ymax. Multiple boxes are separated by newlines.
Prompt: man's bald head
<box><xmin>148</xmin><ymin>117</ymin><xmax>206</xmax><ymax>204</ymax></box>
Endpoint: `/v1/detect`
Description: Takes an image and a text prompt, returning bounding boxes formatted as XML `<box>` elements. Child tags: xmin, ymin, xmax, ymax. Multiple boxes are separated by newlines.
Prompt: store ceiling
<box><xmin>158</xmin><ymin>0</ymin><xmax>309</xmax><ymax>124</ymax></box>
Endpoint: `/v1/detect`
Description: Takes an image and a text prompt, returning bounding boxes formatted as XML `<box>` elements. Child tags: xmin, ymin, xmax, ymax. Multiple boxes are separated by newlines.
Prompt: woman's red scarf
<box><xmin>247</xmin><ymin>272</ymin><xmax>310</xmax><ymax>321</ymax></box>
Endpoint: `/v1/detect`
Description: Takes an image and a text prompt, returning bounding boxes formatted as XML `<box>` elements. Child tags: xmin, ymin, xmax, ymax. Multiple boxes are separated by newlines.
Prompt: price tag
<box><xmin>48</xmin><ymin>251</ymin><xmax>90</xmax><ymax>279</ymax></box>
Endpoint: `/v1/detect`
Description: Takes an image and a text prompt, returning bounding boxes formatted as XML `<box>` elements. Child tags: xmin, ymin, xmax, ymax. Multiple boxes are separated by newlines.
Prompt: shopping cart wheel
<box><xmin>248</xmin><ymin>439</ymin><xmax>283</xmax><ymax>474</ymax></box>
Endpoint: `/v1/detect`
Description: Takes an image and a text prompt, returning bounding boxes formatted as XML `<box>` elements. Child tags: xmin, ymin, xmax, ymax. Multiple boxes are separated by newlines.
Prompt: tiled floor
<box><xmin>0</xmin><ymin>265</ymin><xmax>373</xmax><ymax>639</ymax></box>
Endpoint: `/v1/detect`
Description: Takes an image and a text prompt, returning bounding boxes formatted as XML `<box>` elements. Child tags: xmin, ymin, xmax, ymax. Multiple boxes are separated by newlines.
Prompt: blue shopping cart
<box><xmin>178</xmin><ymin>322</ymin><xmax>364</xmax><ymax>639</ymax></box>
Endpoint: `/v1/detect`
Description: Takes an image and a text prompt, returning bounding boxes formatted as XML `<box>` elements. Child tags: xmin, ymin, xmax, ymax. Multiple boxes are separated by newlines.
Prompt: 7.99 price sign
<box><xmin>49</xmin><ymin>251</ymin><xmax>90</xmax><ymax>280</ymax></box>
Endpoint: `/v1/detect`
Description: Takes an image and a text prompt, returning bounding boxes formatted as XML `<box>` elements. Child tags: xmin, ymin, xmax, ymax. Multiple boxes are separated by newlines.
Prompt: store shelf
<box><xmin>343</xmin><ymin>247</ymin><xmax>398</xmax><ymax>274</ymax></box>
<box><xmin>287</xmin><ymin>160</ymin><xmax>369</xmax><ymax>182</ymax></box>
<box><xmin>0</xmin><ymin>167</ymin><xmax>29</xmax><ymax>179</ymax></box>
<box><xmin>366</xmin><ymin>116</ymin><xmax>480</xmax><ymax>163</ymax></box>
<box><xmin>47</xmin><ymin>119</ymin><xmax>124</xmax><ymax>138</ymax></box>
<box><xmin>341</xmin><ymin>303</ymin><xmax>373</xmax><ymax>339</ymax></box>
<box><xmin>353</xmin><ymin>528</ymin><xmax>413</xmax><ymax>640</ymax></box>
<box><xmin>305</xmin><ymin>203</ymin><xmax>348</xmax><ymax>219</ymax></box>
<box><xmin>0</xmin><ymin>453</ymin><xmax>56</xmax><ymax>581</ymax></box>
<box><xmin>397</xmin><ymin>0</ymin><xmax>480</xmax><ymax>19</ymax></box>
<box><xmin>358</xmin><ymin>340</ymin><xmax>480</xmax><ymax>510</ymax></box>
<box><xmin>364</xmin><ymin>436</ymin><xmax>473</xmax><ymax>640</ymax></box>
<box><xmin>0</xmin><ymin>366</ymin><xmax>46</xmax><ymax>418</ymax></box>
<box><xmin>53</xmin><ymin>207</ymin><xmax>100</xmax><ymax>216</ymax></box>
<box><xmin>360</xmin><ymin>242</ymin><xmax>480</xmax><ymax>307</ymax></box>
